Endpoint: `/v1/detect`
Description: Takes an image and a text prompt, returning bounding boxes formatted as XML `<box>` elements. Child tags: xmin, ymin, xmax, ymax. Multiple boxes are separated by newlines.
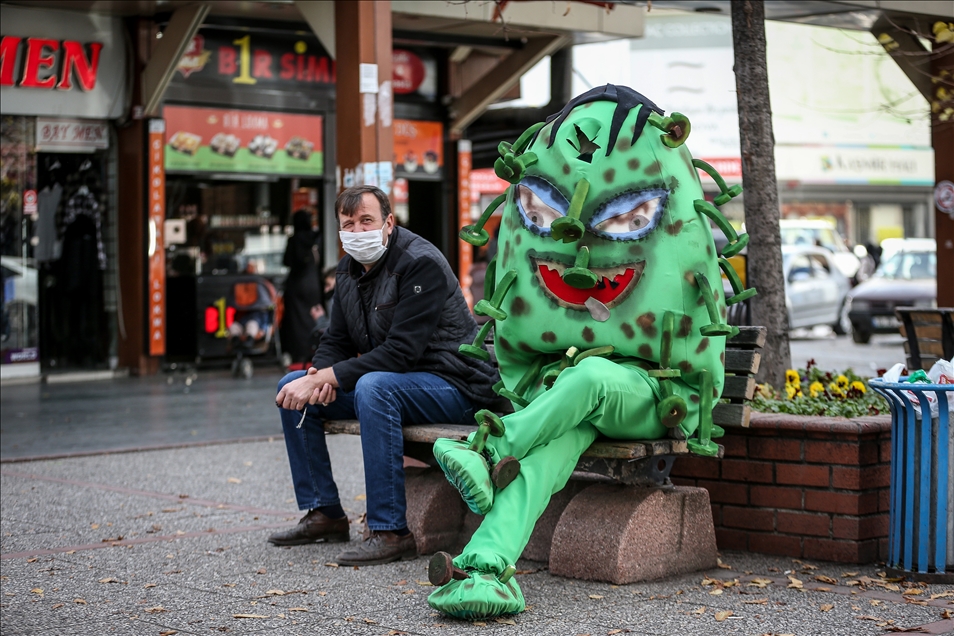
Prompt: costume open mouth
<box><xmin>531</xmin><ymin>255</ymin><xmax>644</xmax><ymax>309</ymax></box>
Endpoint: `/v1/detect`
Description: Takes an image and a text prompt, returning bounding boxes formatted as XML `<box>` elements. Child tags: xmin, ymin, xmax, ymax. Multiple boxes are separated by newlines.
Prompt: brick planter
<box><xmin>670</xmin><ymin>412</ymin><xmax>892</xmax><ymax>564</ymax></box>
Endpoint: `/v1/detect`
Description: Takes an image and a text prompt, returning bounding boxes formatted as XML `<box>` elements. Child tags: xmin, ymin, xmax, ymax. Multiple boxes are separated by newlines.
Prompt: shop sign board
<box><xmin>148</xmin><ymin>120</ymin><xmax>166</xmax><ymax>357</ymax></box>
<box><xmin>0</xmin><ymin>5</ymin><xmax>127</xmax><ymax>119</ymax></box>
<box><xmin>35</xmin><ymin>118</ymin><xmax>109</xmax><ymax>152</ymax></box>
<box><xmin>163</xmin><ymin>105</ymin><xmax>323</xmax><ymax>176</ymax></box>
<box><xmin>171</xmin><ymin>29</ymin><xmax>334</xmax><ymax>91</ymax></box>
<box><xmin>394</xmin><ymin>119</ymin><xmax>443</xmax><ymax>177</ymax></box>
<box><xmin>774</xmin><ymin>145</ymin><xmax>934</xmax><ymax>186</ymax></box>
<box><xmin>457</xmin><ymin>139</ymin><xmax>473</xmax><ymax>309</ymax></box>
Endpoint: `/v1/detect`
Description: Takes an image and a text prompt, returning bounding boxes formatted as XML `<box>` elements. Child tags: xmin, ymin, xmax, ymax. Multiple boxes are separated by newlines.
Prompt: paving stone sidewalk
<box><xmin>2</xmin><ymin>436</ymin><xmax>952</xmax><ymax>636</ymax></box>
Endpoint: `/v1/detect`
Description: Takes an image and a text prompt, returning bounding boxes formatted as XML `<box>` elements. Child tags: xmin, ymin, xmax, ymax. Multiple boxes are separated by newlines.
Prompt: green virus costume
<box><xmin>428</xmin><ymin>85</ymin><xmax>755</xmax><ymax>619</ymax></box>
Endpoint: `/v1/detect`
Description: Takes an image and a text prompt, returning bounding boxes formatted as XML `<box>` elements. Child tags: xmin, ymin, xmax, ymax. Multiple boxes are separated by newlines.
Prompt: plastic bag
<box><xmin>880</xmin><ymin>361</ymin><xmax>952</xmax><ymax>418</ymax></box>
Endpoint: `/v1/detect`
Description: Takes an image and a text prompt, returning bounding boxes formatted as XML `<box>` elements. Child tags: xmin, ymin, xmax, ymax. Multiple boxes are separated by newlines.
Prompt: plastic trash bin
<box><xmin>869</xmin><ymin>379</ymin><xmax>952</xmax><ymax>582</ymax></box>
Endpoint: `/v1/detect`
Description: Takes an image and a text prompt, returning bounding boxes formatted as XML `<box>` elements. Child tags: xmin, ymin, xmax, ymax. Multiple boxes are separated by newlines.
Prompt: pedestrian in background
<box><xmin>281</xmin><ymin>210</ymin><xmax>322</xmax><ymax>366</ymax></box>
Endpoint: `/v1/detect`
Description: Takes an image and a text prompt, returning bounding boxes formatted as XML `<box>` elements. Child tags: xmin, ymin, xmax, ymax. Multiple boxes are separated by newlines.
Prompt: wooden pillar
<box><xmin>334</xmin><ymin>0</ymin><xmax>393</xmax><ymax>198</ymax></box>
<box><xmin>116</xmin><ymin>18</ymin><xmax>158</xmax><ymax>375</ymax></box>
<box><xmin>932</xmin><ymin>27</ymin><xmax>954</xmax><ymax>308</ymax></box>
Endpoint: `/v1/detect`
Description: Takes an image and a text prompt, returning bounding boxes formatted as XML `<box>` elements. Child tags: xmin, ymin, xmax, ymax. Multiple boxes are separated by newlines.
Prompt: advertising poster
<box><xmin>163</xmin><ymin>105</ymin><xmax>324</xmax><ymax>176</ymax></box>
<box><xmin>148</xmin><ymin>120</ymin><xmax>166</xmax><ymax>356</ymax></box>
<box><xmin>393</xmin><ymin>119</ymin><xmax>443</xmax><ymax>176</ymax></box>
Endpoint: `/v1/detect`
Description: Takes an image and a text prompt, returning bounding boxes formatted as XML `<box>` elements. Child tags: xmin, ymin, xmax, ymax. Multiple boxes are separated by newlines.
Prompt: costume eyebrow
<box><xmin>518</xmin><ymin>176</ymin><xmax>570</xmax><ymax>213</ymax></box>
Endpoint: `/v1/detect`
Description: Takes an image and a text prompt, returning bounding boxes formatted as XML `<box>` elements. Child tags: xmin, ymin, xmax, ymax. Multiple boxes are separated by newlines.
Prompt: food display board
<box><xmin>393</xmin><ymin>119</ymin><xmax>443</xmax><ymax>177</ymax></box>
<box><xmin>163</xmin><ymin>105</ymin><xmax>323</xmax><ymax>176</ymax></box>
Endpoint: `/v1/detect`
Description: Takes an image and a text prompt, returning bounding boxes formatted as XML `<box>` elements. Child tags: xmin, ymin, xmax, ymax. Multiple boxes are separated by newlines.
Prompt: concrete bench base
<box><xmin>404</xmin><ymin>467</ymin><xmax>717</xmax><ymax>584</ymax></box>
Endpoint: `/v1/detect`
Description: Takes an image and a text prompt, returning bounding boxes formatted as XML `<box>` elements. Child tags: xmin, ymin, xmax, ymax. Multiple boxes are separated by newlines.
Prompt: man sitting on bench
<box><xmin>272</xmin><ymin>185</ymin><xmax>498</xmax><ymax>565</ymax></box>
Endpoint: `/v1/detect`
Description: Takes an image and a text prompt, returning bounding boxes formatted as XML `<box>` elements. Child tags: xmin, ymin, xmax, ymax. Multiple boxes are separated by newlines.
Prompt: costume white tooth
<box><xmin>584</xmin><ymin>297</ymin><xmax>610</xmax><ymax>322</ymax></box>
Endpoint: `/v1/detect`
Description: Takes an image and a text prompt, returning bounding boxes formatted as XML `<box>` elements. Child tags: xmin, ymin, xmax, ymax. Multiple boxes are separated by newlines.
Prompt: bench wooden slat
<box><xmin>904</xmin><ymin>340</ymin><xmax>947</xmax><ymax>357</ymax></box>
<box><xmin>726</xmin><ymin>326</ymin><xmax>767</xmax><ymax>349</ymax></box>
<box><xmin>897</xmin><ymin>310</ymin><xmax>946</xmax><ymax>325</ymax></box>
<box><xmin>722</xmin><ymin>375</ymin><xmax>756</xmax><ymax>401</ymax></box>
<box><xmin>900</xmin><ymin>324</ymin><xmax>944</xmax><ymax>340</ymax></box>
<box><xmin>724</xmin><ymin>349</ymin><xmax>761</xmax><ymax>375</ymax></box>
<box><xmin>714</xmin><ymin>403</ymin><xmax>750</xmax><ymax>427</ymax></box>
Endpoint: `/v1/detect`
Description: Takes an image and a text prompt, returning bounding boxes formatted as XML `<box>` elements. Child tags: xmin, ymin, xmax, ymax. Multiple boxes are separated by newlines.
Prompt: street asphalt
<box><xmin>1</xmin><ymin>346</ymin><xmax>951</xmax><ymax>635</ymax></box>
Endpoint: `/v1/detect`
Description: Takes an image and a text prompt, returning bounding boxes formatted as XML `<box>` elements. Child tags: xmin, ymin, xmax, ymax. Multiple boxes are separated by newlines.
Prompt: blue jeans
<box><xmin>277</xmin><ymin>370</ymin><xmax>474</xmax><ymax>532</ymax></box>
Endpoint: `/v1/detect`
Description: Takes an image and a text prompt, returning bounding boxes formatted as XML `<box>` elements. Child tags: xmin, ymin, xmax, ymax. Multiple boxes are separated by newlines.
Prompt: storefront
<box><xmin>0</xmin><ymin>4</ymin><xmax>128</xmax><ymax>380</ymax></box>
<box><xmin>158</xmin><ymin>23</ymin><xmax>334</xmax><ymax>364</ymax></box>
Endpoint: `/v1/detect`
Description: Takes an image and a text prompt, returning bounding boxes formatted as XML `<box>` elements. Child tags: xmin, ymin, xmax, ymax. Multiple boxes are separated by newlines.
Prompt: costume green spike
<box><xmin>430</xmin><ymin>85</ymin><xmax>756</xmax><ymax>619</ymax></box>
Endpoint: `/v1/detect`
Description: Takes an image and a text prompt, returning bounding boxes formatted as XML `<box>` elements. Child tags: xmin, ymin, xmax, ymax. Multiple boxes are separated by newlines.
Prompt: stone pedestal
<box><xmin>549</xmin><ymin>484</ymin><xmax>717</xmax><ymax>584</ymax></box>
<box><xmin>404</xmin><ymin>467</ymin><xmax>466</xmax><ymax>555</ymax></box>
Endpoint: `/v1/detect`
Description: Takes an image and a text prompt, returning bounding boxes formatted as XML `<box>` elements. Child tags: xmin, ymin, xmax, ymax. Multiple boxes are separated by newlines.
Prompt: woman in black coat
<box><xmin>281</xmin><ymin>210</ymin><xmax>322</xmax><ymax>364</ymax></box>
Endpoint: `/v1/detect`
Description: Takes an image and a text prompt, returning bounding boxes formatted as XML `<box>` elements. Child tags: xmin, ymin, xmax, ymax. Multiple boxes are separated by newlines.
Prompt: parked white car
<box><xmin>779</xmin><ymin>219</ymin><xmax>864</xmax><ymax>283</ymax></box>
<box><xmin>782</xmin><ymin>246</ymin><xmax>853</xmax><ymax>332</ymax></box>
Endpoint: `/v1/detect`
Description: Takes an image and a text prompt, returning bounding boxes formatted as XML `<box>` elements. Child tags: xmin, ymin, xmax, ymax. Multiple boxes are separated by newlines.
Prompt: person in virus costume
<box><xmin>426</xmin><ymin>85</ymin><xmax>756</xmax><ymax>619</ymax></box>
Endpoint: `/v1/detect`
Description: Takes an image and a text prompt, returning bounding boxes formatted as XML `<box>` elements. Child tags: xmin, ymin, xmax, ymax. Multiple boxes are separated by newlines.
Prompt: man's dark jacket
<box><xmin>312</xmin><ymin>225</ymin><xmax>498</xmax><ymax>405</ymax></box>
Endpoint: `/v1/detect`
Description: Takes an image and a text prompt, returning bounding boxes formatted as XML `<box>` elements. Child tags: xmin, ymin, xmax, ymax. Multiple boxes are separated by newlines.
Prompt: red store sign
<box><xmin>0</xmin><ymin>36</ymin><xmax>102</xmax><ymax>90</ymax></box>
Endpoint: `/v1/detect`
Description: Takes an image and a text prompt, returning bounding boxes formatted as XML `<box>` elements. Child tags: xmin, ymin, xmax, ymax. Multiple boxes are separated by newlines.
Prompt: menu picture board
<box><xmin>163</xmin><ymin>105</ymin><xmax>323</xmax><ymax>176</ymax></box>
<box><xmin>393</xmin><ymin>119</ymin><xmax>443</xmax><ymax>177</ymax></box>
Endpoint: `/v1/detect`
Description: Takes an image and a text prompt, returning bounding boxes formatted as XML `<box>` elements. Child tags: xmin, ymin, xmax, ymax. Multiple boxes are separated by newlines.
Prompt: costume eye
<box><xmin>589</xmin><ymin>189</ymin><xmax>667</xmax><ymax>240</ymax></box>
<box><xmin>516</xmin><ymin>179</ymin><xmax>566</xmax><ymax>234</ymax></box>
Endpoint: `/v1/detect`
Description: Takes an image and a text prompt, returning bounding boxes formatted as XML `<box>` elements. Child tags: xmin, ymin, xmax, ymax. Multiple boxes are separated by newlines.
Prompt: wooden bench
<box><xmin>324</xmin><ymin>326</ymin><xmax>765</xmax><ymax>583</ymax></box>
<box><xmin>896</xmin><ymin>307</ymin><xmax>954</xmax><ymax>372</ymax></box>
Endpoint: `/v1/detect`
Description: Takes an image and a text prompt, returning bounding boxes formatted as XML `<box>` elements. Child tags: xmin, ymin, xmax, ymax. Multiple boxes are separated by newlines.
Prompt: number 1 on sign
<box><xmin>232</xmin><ymin>35</ymin><xmax>257</xmax><ymax>85</ymax></box>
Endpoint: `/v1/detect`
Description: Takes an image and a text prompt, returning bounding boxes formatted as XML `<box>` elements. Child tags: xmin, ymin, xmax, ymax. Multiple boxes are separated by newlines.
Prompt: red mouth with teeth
<box><xmin>537</xmin><ymin>262</ymin><xmax>640</xmax><ymax>307</ymax></box>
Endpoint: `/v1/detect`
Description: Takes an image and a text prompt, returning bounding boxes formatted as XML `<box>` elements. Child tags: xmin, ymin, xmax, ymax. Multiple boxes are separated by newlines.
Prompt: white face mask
<box><xmin>339</xmin><ymin>228</ymin><xmax>389</xmax><ymax>265</ymax></box>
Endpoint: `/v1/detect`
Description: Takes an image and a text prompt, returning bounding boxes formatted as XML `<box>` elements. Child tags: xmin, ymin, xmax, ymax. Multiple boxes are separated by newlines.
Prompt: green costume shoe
<box><xmin>433</xmin><ymin>438</ymin><xmax>496</xmax><ymax>515</ymax></box>
<box><xmin>427</xmin><ymin>567</ymin><xmax>525</xmax><ymax>619</ymax></box>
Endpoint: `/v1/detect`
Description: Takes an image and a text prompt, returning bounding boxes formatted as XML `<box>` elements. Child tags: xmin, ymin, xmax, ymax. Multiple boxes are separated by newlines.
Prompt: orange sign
<box><xmin>148</xmin><ymin>120</ymin><xmax>166</xmax><ymax>356</ymax></box>
<box><xmin>394</xmin><ymin>119</ymin><xmax>443</xmax><ymax>175</ymax></box>
<box><xmin>458</xmin><ymin>140</ymin><xmax>473</xmax><ymax>309</ymax></box>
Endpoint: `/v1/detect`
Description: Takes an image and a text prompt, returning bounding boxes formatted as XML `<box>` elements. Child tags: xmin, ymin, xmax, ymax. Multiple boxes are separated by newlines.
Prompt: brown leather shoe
<box><xmin>334</xmin><ymin>528</ymin><xmax>417</xmax><ymax>566</ymax></box>
<box><xmin>267</xmin><ymin>510</ymin><xmax>350</xmax><ymax>546</ymax></box>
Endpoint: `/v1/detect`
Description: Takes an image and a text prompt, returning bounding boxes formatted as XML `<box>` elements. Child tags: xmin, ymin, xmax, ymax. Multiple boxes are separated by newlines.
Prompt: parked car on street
<box><xmin>844</xmin><ymin>240</ymin><xmax>937</xmax><ymax>344</ymax></box>
<box><xmin>782</xmin><ymin>246</ymin><xmax>853</xmax><ymax>332</ymax></box>
<box><xmin>779</xmin><ymin>219</ymin><xmax>867</xmax><ymax>284</ymax></box>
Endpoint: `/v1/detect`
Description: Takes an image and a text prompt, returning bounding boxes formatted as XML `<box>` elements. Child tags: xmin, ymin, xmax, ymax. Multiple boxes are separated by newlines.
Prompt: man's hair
<box><xmin>334</xmin><ymin>185</ymin><xmax>392</xmax><ymax>222</ymax></box>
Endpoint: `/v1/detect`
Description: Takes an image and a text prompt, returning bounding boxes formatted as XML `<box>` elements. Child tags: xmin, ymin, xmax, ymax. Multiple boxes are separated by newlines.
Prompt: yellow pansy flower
<box><xmin>828</xmin><ymin>382</ymin><xmax>845</xmax><ymax>397</ymax></box>
<box><xmin>786</xmin><ymin>369</ymin><xmax>800</xmax><ymax>385</ymax></box>
<box><xmin>809</xmin><ymin>381</ymin><xmax>825</xmax><ymax>398</ymax></box>
<box><xmin>850</xmin><ymin>380</ymin><xmax>866</xmax><ymax>394</ymax></box>
<box><xmin>835</xmin><ymin>374</ymin><xmax>849</xmax><ymax>388</ymax></box>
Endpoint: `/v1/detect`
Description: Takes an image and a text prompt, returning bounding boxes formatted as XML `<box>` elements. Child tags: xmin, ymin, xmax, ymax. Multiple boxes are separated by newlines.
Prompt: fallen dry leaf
<box><xmin>233</xmin><ymin>614</ymin><xmax>269</xmax><ymax>619</ymax></box>
<box><xmin>691</xmin><ymin>607</ymin><xmax>706</xmax><ymax>615</ymax></box>
<box><xmin>90</xmin><ymin>523</ymin><xmax>99</xmax><ymax>529</ymax></box>
<box><xmin>289</xmin><ymin>607</ymin><xmax>309</xmax><ymax>612</ymax></box>
<box><xmin>73</xmin><ymin>599</ymin><xmax>87</xmax><ymax>605</ymax></box>
<box><xmin>902</xmin><ymin>588</ymin><xmax>922</xmax><ymax>596</ymax></box>
<box><xmin>856</xmin><ymin>615</ymin><xmax>881</xmax><ymax>621</ymax></box>
<box><xmin>929</xmin><ymin>591</ymin><xmax>953</xmax><ymax>600</ymax></box>
<box><xmin>388</xmin><ymin>631</ymin><xmax>408</xmax><ymax>635</ymax></box>
<box><xmin>815</xmin><ymin>575</ymin><xmax>838</xmax><ymax>585</ymax></box>
<box><xmin>815</xmin><ymin>586</ymin><xmax>831</xmax><ymax>592</ymax></box>
<box><xmin>256</xmin><ymin>568</ymin><xmax>266</xmax><ymax>575</ymax></box>
<box><xmin>143</xmin><ymin>583</ymin><xmax>157</xmax><ymax>589</ymax></box>
<box><xmin>787</xmin><ymin>576</ymin><xmax>804</xmax><ymax>589</ymax></box>
<box><xmin>325</xmin><ymin>562</ymin><xmax>339</xmax><ymax>568</ymax></box>
<box><xmin>30</xmin><ymin>588</ymin><xmax>43</xmax><ymax>596</ymax></box>
<box><xmin>743</xmin><ymin>598</ymin><xmax>768</xmax><ymax>605</ymax></box>
<box><xmin>51</xmin><ymin>603</ymin><xmax>63</xmax><ymax>610</ymax></box>
<box><xmin>709</xmin><ymin>589</ymin><xmax>723</xmax><ymax>596</ymax></box>
<box><xmin>416</xmin><ymin>580</ymin><xmax>433</xmax><ymax>586</ymax></box>
<box><xmin>714</xmin><ymin>610</ymin><xmax>732</xmax><ymax>622</ymax></box>
<box><xmin>841</xmin><ymin>571</ymin><xmax>859</xmax><ymax>577</ymax></box>
<box><xmin>363</xmin><ymin>618</ymin><xmax>377</xmax><ymax>624</ymax></box>
<box><xmin>98</xmin><ymin>578</ymin><xmax>118</xmax><ymax>584</ymax></box>
<box><xmin>941</xmin><ymin>609</ymin><xmax>953</xmax><ymax>619</ymax></box>
<box><xmin>265</xmin><ymin>589</ymin><xmax>285</xmax><ymax>596</ymax></box>
<box><xmin>473</xmin><ymin>622</ymin><xmax>486</xmax><ymax>627</ymax></box>
<box><xmin>144</xmin><ymin>606</ymin><xmax>167</xmax><ymax>614</ymax></box>
<box><xmin>748</xmin><ymin>578</ymin><xmax>772</xmax><ymax>588</ymax></box>
<box><xmin>716</xmin><ymin>558</ymin><xmax>732</xmax><ymax>570</ymax></box>
<box><xmin>26</xmin><ymin>558</ymin><xmax>37</xmax><ymax>563</ymax></box>
<box><xmin>227</xmin><ymin>477</ymin><xmax>241</xmax><ymax>484</ymax></box>
<box><xmin>701</xmin><ymin>576</ymin><xmax>720</xmax><ymax>586</ymax></box>
<box><xmin>588</xmin><ymin>595</ymin><xmax>604</xmax><ymax>600</ymax></box>
<box><xmin>495</xmin><ymin>617</ymin><xmax>516</xmax><ymax>625</ymax></box>
<box><xmin>883</xmin><ymin>627</ymin><xmax>930</xmax><ymax>633</ymax></box>
<box><xmin>820</xmin><ymin>604</ymin><xmax>834</xmax><ymax>612</ymax></box>
<box><xmin>159</xmin><ymin>631</ymin><xmax>177</xmax><ymax>636</ymax></box>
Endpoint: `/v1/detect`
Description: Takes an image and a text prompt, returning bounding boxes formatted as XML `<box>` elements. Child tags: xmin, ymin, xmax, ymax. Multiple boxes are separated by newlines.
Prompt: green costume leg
<box><xmin>434</xmin><ymin>356</ymin><xmax>667</xmax><ymax>515</ymax></box>
<box><xmin>495</xmin><ymin>356</ymin><xmax>667</xmax><ymax>459</ymax></box>
<box><xmin>427</xmin><ymin>422</ymin><xmax>598</xmax><ymax>619</ymax></box>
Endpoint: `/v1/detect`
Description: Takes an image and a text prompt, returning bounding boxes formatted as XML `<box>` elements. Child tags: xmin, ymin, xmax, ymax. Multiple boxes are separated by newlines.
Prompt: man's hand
<box><xmin>276</xmin><ymin>367</ymin><xmax>339</xmax><ymax>411</ymax></box>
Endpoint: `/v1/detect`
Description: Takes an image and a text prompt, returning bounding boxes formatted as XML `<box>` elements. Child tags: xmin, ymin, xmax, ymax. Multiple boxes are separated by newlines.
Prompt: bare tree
<box><xmin>730</xmin><ymin>0</ymin><xmax>790</xmax><ymax>387</ymax></box>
